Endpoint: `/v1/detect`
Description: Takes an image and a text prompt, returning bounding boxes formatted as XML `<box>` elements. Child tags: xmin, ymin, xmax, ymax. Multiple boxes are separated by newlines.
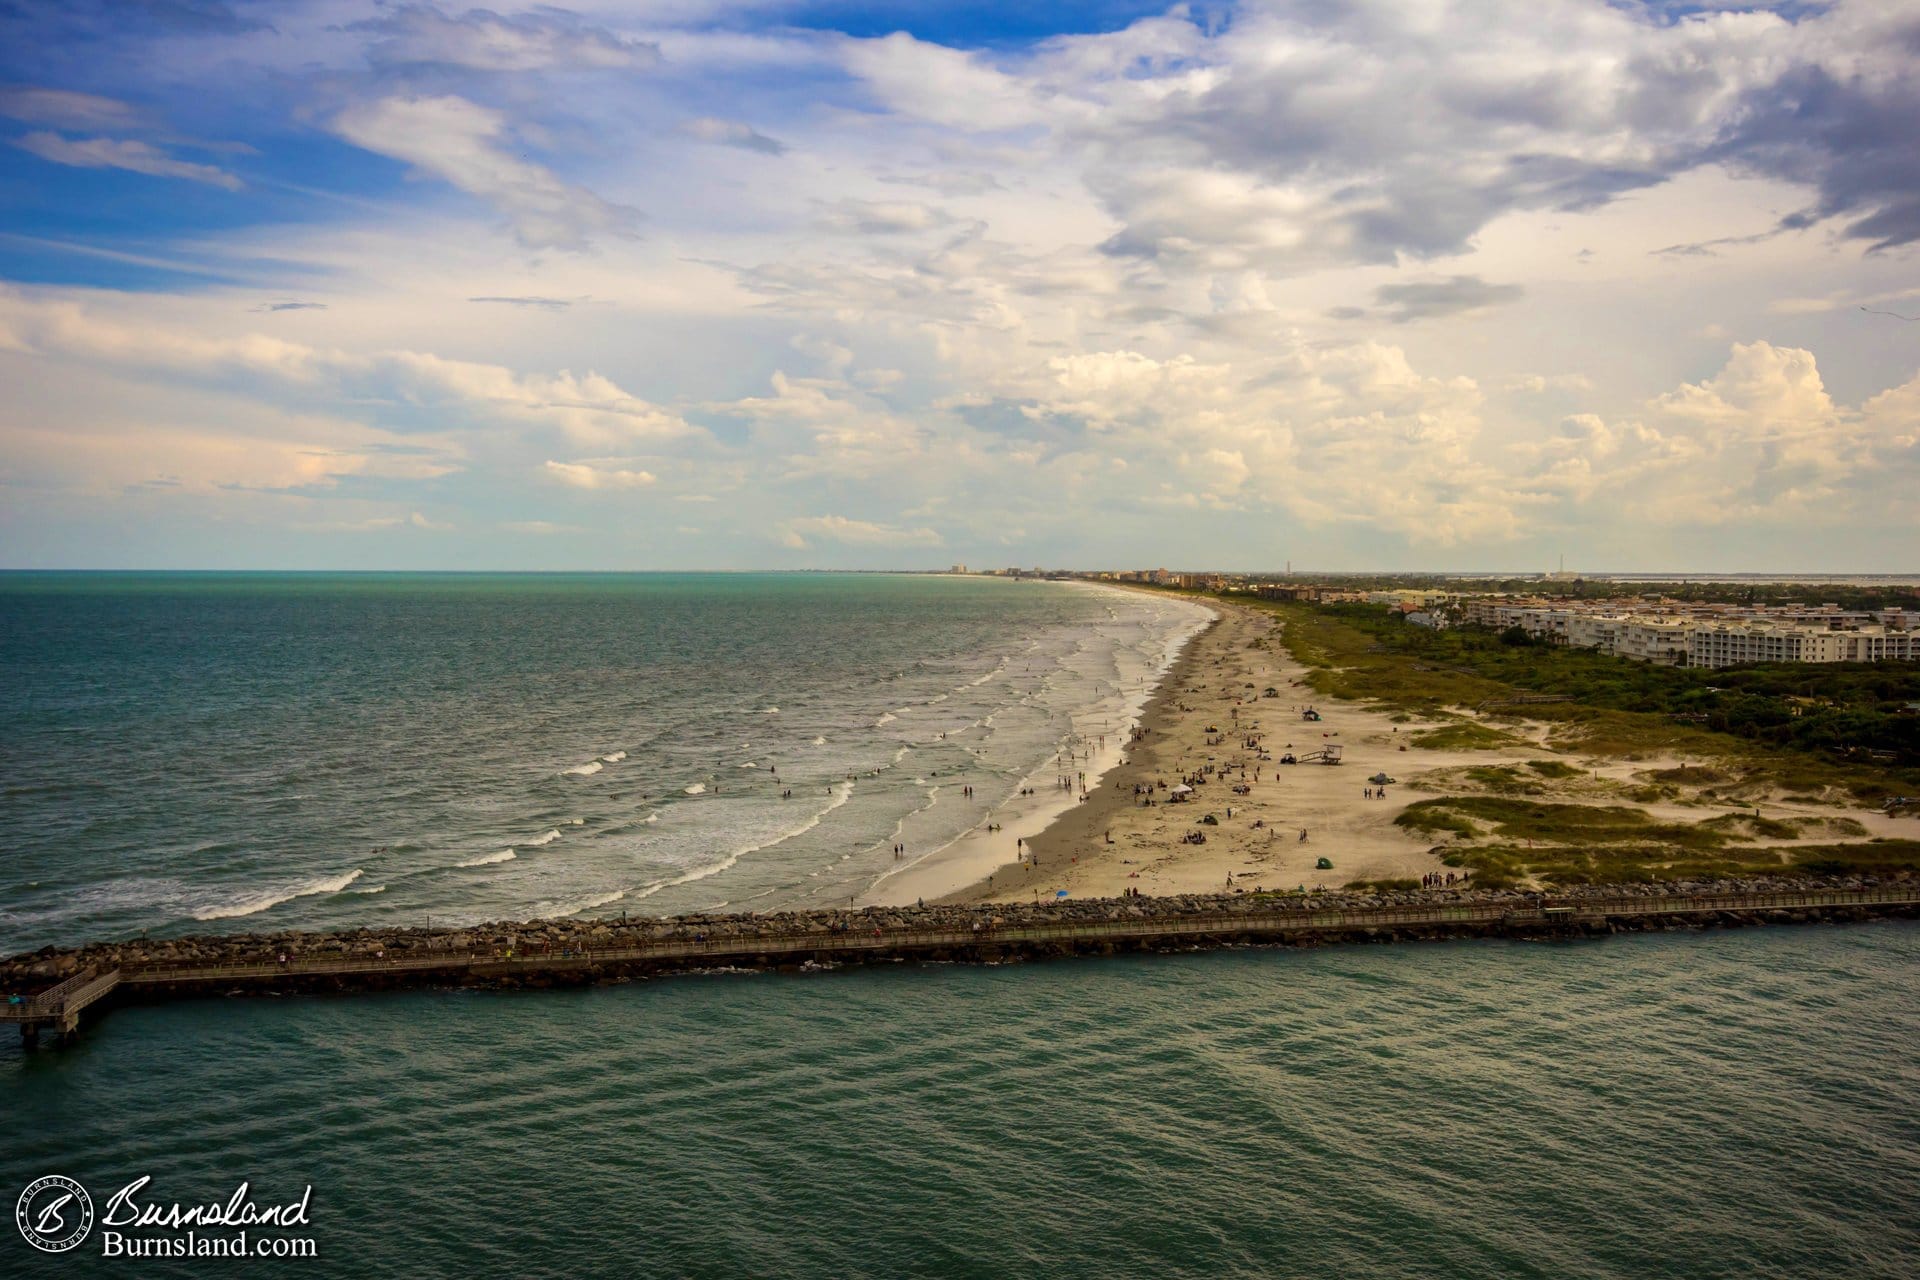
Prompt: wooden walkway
<box><xmin>1</xmin><ymin>966</ymin><xmax>123</xmax><ymax>1044</ymax></box>
<box><xmin>10</xmin><ymin>886</ymin><xmax>1917</xmax><ymax>1044</ymax></box>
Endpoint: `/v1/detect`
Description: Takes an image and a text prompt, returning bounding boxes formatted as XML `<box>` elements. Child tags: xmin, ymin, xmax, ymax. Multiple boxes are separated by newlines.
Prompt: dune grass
<box><xmin>1259</xmin><ymin>601</ymin><xmax>1915</xmax><ymax>804</ymax></box>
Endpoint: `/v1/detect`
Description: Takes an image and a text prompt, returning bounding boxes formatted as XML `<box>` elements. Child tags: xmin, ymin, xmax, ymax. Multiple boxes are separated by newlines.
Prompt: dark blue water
<box><xmin>4</xmin><ymin>924</ymin><xmax>1916</xmax><ymax>1277</ymax></box>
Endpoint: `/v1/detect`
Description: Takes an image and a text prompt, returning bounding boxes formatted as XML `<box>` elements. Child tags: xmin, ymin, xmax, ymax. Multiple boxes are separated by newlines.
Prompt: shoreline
<box><xmin>863</xmin><ymin>585</ymin><xmax>1215</xmax><ymax>906</ymax></box>
<box><xmin>939</xmin><ymin>592</ymin><xmax>1914</xmax><ymax>905</ymax></box>
<box><xmin>925</xmin><ymin>590</ymin><xmax>1225</xmax><ymax>905</ymax></box>
<box><xmin>942</xmin><ymin>593</ymin><xmax>1452</xmax><ymax>904</ymax></box>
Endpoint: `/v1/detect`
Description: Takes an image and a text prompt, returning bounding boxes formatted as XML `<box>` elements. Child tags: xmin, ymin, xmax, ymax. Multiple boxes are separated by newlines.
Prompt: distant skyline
<box><xmin>2</xmin><ymin>0</ymin><xmax>1917</xmax><ymax>572</ymax></box>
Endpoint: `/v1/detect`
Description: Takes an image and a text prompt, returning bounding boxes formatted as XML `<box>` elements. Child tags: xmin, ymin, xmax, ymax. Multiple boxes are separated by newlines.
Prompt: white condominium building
<box><xmin>1618</xmin><ymin>618</ymin><xmax>1693</xmax><ymax>666</ymax></box>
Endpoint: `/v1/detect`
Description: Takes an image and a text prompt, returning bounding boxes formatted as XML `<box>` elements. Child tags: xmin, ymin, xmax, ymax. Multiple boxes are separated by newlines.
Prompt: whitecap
<box><xmin>191</xmin><ymin>868</ymin><xmax>364</xmax><ymax>922</ymax></box>
<box><xmin>457</xmin><ymin>850</ymin><xmax>516</xmax><ymax>868</ymax></box>
<box><xmin>874</xmin><ymin>713</ymin><xmax>897</xmax><ymax>727</ymax></box>
<box><xmin>684</xmin><ymin>783</ymin><xmax>707</xmax><ymax>795</ymax></box>
<box><xmin>740</xmin><ymin>761</ymin><xmax>758</xmax><ymax>769</ymax></box>
<box><xmin>644</xmin><ymin>812</ymin><xmax>660</xmax><ymax>824</ymax></box>
<box><xmin>570</xmin><ymin>817</ymin><xmax>585</xmax><ymax>825</ymax></box>
<box><xmin>762</xmin><ymin>706</ymin><xmax>779</xmax><ymax>714</ymax></box>
<box><xmin>533</xmin><ymin>889</ymin><xmax>626</xmax><ymax>919</ymax></box>
<box><xmin>629</xmin><ymin>780</ymin><xmax>854</xmax><ymax>903</ymax></box>
<box><xmin>561</xmin><ymin>761</ymin><xmax>604</xmax><ymax>777</ymax></box>
<box><xmin>812</xmin><ymin>736</ymin><xmax>827</xmax><ymax>746</ymax></box>
<box><xmin>601</xmin><ymin>750</ymin><xmax>627</xmax><ymax>763</ymax></box>
<box><xmin>527</xmin><ymin>829</ymin><xmax>562</xmax><ymax>847</ymax></box>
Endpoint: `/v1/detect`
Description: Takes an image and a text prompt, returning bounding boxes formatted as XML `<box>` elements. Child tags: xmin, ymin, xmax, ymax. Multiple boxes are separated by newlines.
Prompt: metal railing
<box><xmin>1</xmin><ymin>966</ymin><xmax>119</xmax><ymax>1021</ymax></box>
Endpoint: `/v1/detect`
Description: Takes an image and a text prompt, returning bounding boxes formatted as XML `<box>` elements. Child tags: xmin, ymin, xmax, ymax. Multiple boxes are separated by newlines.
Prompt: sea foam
<box><xmin>191</xmin><ymin>868</ymin><xmax>364</xmax><ymax>921</ymax></box>
<box><xmin>534</xmin><ymin>889</ymin><xmax>626</xmax><ymax>919</ymax></box>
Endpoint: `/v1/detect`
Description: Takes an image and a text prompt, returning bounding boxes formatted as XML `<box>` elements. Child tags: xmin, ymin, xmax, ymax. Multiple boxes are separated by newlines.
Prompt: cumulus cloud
<box><xmin>14</xmin><ymin>132</ymin><xmax>242</xmax><ymax>189</ymax></box>
<box><xmin>1512</xmin><ymin>341</ymin><xmax>1916</xmax><ymax>526</ymax></box>
<box><xmin>331</xmin><ymin>95</ymin><xmax>637</xmax><ymax>249</ymax></box>
<box><xmin>0</xmin><ymin>288</ymin><xmax>694</xmax><ymax>448</ymax></box>
<box><xmin>543</xmin><ymin>459</ymin><xmax>656</xmax><ymax>489</ymax></box>
<box><xmin>1505</xmin><ymin>373</ymin><xmax>1595</xmax><ymax>394</ymax></box>
<box><xmin>681</xmin><ymin>117</ymin><xmax>786</xmax><ymax>155</ymax></box>
<box><xmin>6</xmin><ymin>1</ymin><xmax>1920</xmax><ymax>568</ymax></box>
<box><xmin>845</xmin><ymin>1</ymin><xmax>1920</xmax><ymax>272</ymax></box>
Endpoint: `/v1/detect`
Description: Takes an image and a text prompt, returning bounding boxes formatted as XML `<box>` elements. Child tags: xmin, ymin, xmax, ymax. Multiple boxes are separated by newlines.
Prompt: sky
<box><xmin>0</xmin><ymin>0</ymin><xmax>1916</xmax><ymax>573</ymax></box>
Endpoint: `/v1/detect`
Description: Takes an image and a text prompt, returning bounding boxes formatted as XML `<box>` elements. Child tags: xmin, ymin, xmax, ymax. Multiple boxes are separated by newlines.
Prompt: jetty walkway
<box><xmin>7</xmin><ymin>884</ymin><xmax>1917</xmax><ymax>1045</ymax></box>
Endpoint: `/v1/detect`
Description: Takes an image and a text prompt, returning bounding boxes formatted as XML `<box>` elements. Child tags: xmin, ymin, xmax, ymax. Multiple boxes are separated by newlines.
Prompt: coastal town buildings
<box><xmin>1372</xmin><ymin>593</ymin><xmax>1916</xmax><ymax>668</ymax></box>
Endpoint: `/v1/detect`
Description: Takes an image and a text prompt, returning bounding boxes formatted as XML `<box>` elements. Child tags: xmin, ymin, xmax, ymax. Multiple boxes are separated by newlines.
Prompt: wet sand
<box><xmin>940</xmin><ymin>599</ymin><xmax>1464</xmax><ymax>903</ymax></box>
<box><xmin>936</xmin><ymin>594</ymin><xmax>1912</xmax><ymax>907</ymax></box>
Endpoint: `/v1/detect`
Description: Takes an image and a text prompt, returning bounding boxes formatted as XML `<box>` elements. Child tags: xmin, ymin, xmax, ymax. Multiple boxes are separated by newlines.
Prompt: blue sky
<box><xmin>1</xmin><ymin>0</ymin><xmax>1917</xmax><ymax>571</ymax></box>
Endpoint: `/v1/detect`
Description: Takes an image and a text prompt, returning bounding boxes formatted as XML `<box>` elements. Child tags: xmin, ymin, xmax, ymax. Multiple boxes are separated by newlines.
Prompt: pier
<box><xmin>7</xmin><ymin>883</ymin><xmax>1918</xmax><ymax>1046</ymax></box>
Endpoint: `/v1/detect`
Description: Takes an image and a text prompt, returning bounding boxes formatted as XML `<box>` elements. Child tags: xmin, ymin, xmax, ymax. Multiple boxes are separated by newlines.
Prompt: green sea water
<box><xmin>0</xmin><ymin>572</ymin><xmax>1206</xmax><ymax>950</ymax></box>
<box><xmin>4</xmin><ymin>924</ymin><xmax>1916</xmax><ymax>1277</ymax></box>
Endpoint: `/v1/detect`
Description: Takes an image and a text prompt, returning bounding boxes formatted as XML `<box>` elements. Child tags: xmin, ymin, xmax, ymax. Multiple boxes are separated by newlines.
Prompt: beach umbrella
<box><xmin>1055</xmin><ymin>890</ymin><xmax>1070</xmax><ymax>898</ymax></box>
<box><xmin>1170</xmin><ymin>783</ymin><xmax>1193</xmax><ymax>794</ymax></box>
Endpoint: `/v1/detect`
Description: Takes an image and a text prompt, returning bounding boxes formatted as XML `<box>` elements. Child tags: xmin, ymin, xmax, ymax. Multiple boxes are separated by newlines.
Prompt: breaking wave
<box><xmin>191</xmin><ymin>869</ymin><xmax>364</xmax><ymax>921</ymax></box>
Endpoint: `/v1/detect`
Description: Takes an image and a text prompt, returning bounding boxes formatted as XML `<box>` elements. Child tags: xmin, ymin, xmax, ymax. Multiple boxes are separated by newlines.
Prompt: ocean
<box><xmin>3</xmin><ymin>923</ymin><xmax>1915</xmax><ymax>1276</ymax></box>
<box><xmin>4</xmin><ymin>574</ymin><xmax>1916</xmax><ymax>1276</ymax></box>
<box><xmin>0</xmin><ymin>572</ymin><xmax>1209</xmax><ymax>952</ymax></box>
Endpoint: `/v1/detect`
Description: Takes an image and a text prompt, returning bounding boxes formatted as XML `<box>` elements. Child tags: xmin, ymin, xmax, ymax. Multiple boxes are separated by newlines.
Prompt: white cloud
<box><xmin>0</xmin><ymin>87</ymin><xmax>147</xmax><ymax>130</ymax></box>
<box><xmin>0</xmin><ymin>288</ymin><xmax>693</xmax><ymax>448</ymax></box>
<box><xmin>814</xmin><ymin>199</ymin><xmax>952</xmax><ymax>235</ymax></box>
<box><xmin>353</xmin><ymin>5</ymin><xmax>661</xmax><ymax>71</ymax></box>
<box><xmin>543</xmin><ymin>460</ymin><xmax>657</xmax><ymax>489</ymax></box>
<box><xmin>681</xmin><ymin>117</ymin><xmax>786</xmax><ymax>155</ymax></box>
<box><xmin>14</xmin><ymin>132</ymin><xmax>242</xmax><ymax>190</ymax></box>
<box><xmin>330</xmin><ymin>96</ymin><xmax>636</xmax><ymax>250</ymax></box>
<box><xmin>503</xmin><ymin>520</ymin><xmax>582</xmax><ymax>534</ymax></box>
<box><xmin>780</xmin><ymin>515</ymin><xmax>943</xmax><ymax>549</ymax></box>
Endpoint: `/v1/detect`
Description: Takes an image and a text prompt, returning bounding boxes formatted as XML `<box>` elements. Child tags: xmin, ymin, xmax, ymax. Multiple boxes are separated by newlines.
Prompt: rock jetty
<box><xmin>6</xmin><ymin>873</ymin><xmax>1914</xmax><ymax>990</ymax></box>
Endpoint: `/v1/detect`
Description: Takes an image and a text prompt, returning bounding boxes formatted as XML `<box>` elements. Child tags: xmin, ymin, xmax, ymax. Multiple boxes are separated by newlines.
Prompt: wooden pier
<box><xmin>2</xmin><ymin>966</ymin><xmax>123</xmax><ymax>1047</ymax></box>
<box><xmin>7</xmin><ymin>885</ymin><xmax>1918</xmax><ymax>1046</ymax></box>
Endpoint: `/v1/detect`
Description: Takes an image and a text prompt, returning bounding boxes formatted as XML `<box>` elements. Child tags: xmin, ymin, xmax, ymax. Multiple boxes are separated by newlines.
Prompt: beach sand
<box><xmin>917</xmin><ymin>594</ymin><xmax>1911</xmax><ymax>908</ymax></box>
<box><xmin>936</xmin><ymin>600</ymin><xmax>1464</xmax><ymax>903</ymax></box>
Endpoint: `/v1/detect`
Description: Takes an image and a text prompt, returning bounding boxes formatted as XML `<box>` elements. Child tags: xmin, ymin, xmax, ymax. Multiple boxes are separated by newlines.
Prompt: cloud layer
<box><xmin>0</xmin><ymin>0</ymin><xmax>1916</xmax><ymax>570</ymax></box>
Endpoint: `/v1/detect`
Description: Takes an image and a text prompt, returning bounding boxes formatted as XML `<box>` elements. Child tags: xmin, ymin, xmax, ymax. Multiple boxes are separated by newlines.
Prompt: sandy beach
<box><xmin>941</xmin><ymin>596</ymin><xmax>1909</xmax><ymax>906</ymax></box>
<box><xmin>931</xmin><ymin>600</ymin><xmax>1455</xmax><ymax>903</ymax></box>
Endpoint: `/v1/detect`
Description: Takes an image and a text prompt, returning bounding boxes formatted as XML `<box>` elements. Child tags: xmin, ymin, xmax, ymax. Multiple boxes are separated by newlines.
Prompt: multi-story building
<box><xmin>1566</xmin><ymin>613</ymin><xmax>1628</xmax><ymax>655</ymax></box>
<box><xmin>1618</xmin><ymin>618</ymin><xmax>1694</xmax><ymax>666</ymax></box>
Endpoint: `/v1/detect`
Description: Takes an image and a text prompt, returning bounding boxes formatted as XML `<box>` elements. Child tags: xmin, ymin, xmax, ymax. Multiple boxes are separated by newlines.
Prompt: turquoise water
<box><xmin>0</xmin><ymin>573</ymin><xmax>1205</xmax><ymax>951</ymax></box>
<box><xmin>3</xmin><ymin>924</ymin><xmax>1916</xmax><ymax>1276</ymax></box>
